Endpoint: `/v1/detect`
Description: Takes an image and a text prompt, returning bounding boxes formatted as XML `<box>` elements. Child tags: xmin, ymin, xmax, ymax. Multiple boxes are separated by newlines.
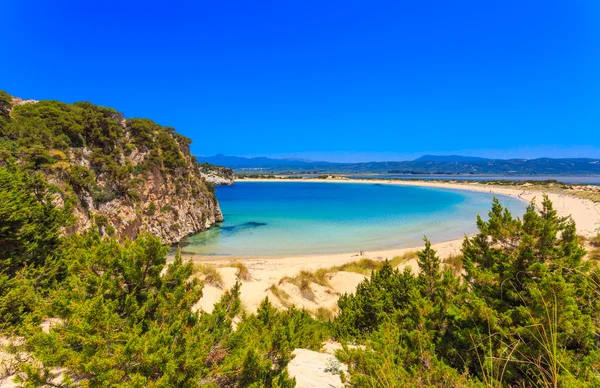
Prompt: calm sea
<box><xmin>180</xmin><ymin>182</ymin><xmax>527</xmax><ymax>256</ymax></box>
<box><xmin>345</xmin><ymin>175</ymin><xmax>600</xmax><ymax>185</ymax></box>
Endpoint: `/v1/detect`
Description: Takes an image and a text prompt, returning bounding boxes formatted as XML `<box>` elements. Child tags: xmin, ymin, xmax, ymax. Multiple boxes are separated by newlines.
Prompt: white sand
<box><xmin>287</xmin><ymin>348</ymin><xmax>347</xmax><ymax>388</ymax></box>
<box><xmin>187</xmin><ymin>178</ymin><xmax>600</xmax><ymax>314</ymax></box>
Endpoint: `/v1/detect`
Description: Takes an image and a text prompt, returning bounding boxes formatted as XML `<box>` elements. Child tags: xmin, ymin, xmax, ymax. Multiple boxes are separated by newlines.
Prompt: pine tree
<box><xmin>417</xmin><ymin>237</ymin><xmax>441</xmax><ymax>298</ymax></box>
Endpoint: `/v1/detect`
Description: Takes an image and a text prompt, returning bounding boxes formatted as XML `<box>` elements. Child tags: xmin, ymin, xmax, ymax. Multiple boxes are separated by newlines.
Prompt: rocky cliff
<box><xmin>198</xmin><ymin>162</ymin><xmax>235</xmax><ymax>185</ymax></box>
<box><xmin>0</xmin><ymin>91</ymin><xmax>233</xmax><ymax>244</ymax></box>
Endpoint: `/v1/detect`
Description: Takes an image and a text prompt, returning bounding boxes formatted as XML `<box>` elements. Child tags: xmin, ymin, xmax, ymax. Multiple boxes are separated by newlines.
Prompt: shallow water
<box><xmin>181</xmin><ymin>182</ymin><xmax>527</xmax><ymax>256</ymax></box>
<box><xmin>345</xmin><ymin>174</ymin><xmax>600</xmax><ymax>185</ymax></box>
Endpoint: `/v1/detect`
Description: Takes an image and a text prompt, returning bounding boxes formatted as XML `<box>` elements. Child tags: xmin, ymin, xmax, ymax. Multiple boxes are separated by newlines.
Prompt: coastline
<box><xmin>184</xmin><ymin>177</ymin><xmax>600</xmax><ymax>313</ymax></box>
<box><xmin>237</xmin><ymin>177</ymin><xmax>600</xmax><ymax>238</ymax></box>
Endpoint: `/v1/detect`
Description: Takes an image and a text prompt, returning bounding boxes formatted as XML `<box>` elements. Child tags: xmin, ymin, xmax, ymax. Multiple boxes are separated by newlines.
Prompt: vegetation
<box><xmin>0</xmin><ymin>168</ymin><xmax>330</xmax><ymax>386</ymax></box>
<box><xmin>582</xmin><ymin>233</ymin><xmax>600</xmax><ymax>261</ymax></box>
<box><xmin>3</xmin><ymin>168</ymin><xmax>599</xmax><ymax>386</ymax></box>
<box><xmin>333</xmin><ymin>197</ymin><xmax>600</xmax><ymax>386</ymax></box>
<box><xmin>267</xmin><ymin>284</ymin><xmax>292</xmax><ymax>307</ymax></box>
<box><xmin>197</xmin><ymin>154</ymin><xmax>600</xmax><ymax>175</ymax></box>
<box><xmin>192</xmin><ymin>263</ymin><xmax>225</xmax><ymax>289</ymax></box>
<box><xmin>0</xmin><ymin>90</ymin><xmax>226</xmax><ymax>242</ymax></box>
<box><xmin>328</xmin><ymin>252</ymin><xmax>419</xmax><ymax>275</ymax></box>
<box><xmin>2</xmin><ymin>89</ymin><xmax>599</xmax><ymax>386</ymax></box>
<box><xmin>231</xmin><ymin>261</ymin><xmax>252</xmax><ymax>281</ymax></box>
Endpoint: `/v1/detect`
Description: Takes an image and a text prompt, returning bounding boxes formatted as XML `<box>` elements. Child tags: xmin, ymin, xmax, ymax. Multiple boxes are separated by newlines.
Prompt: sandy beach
<box><xmin>188</xmin><ymin>178</ymin><xmax>600</xmax><ymax>314</ymax></box>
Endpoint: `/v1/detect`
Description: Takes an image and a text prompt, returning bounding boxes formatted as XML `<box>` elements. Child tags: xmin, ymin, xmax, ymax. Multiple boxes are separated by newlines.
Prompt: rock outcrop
<box><xmin>58</xmin><ymin>152</ymin><xmax>224</xmax><ymax>244</ymax></box>
<box><xmin>198</xmin><ymin>163</ymin><xmax>235</xmax><ymax>185</ymax></box>
<box><xmin>57</xmin><ymin>127</ymin><xmax>228</xmax><ymax>244</ymax></box>
<box><xmin>1</xmin><ymin>94</ymin><xmax>233</xmax><ymax>244</ymax></box>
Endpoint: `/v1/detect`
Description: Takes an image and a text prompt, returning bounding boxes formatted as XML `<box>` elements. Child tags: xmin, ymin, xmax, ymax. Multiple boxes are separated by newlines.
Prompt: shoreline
<box><xmin>182</xmin><ymin>177</ymin><xmax>600</xmax><ymax>313</ymax></box>
<box><xmin>237</xmin><ymin>177</ymin><xmax>600</xmax><ymax>237</ymax></box>
<box><xmin>184</xmin><ymin>177</ymin><xmax>600</xmax><ymax>263</ymax></box>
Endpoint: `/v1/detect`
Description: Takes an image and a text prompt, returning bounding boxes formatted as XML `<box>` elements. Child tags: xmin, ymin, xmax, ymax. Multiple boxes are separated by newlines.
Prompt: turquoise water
<box><xmin>181</xmin><ymin>182</ymin><xmax>526</xmax><ymax>256</ymax></box>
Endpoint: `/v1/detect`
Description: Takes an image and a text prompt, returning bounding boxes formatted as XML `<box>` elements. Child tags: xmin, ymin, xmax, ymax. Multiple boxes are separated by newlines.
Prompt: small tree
<box><xmin>418</xmin><ymin>237</ymin><xmax>441</xmax><ymax>298</ymax></box>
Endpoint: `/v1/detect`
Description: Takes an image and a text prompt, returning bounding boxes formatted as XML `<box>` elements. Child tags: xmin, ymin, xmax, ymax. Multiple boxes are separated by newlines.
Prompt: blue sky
<box><xmin>2</xmin><ymin>1</ymin><xmax>599</xmax><ymax>162</ymax></box>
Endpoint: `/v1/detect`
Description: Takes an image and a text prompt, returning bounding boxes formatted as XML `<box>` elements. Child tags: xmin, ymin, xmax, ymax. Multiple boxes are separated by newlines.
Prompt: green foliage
<box><xmin>0</xmin><ymin>90</ymin><xmax>11</xmax><ymax>114</ymax></box>
<box><xmin>0</xmin><ymin>167</ymin><xmax>71</xmax><ymax>277</ymax></box>
<box><xmin>334</xmin><ymin>196</ymin><xmax>600</xmax><ymax>387</ymax></box>
<box><xmin>0</xmin><ymin>90</ymin><xmax>12</xmax><ymax>129</ymax></box>
<box><xmin>9</xmin><ymin>233</ymin><xmax>327</xmax><ymax>387</ymax></box>
<box><xmin>0</xmin><ymin>178</ymin><xmax>324</xmax><ymax>385</ymax></box>
<box><xmin>0</xmin><ymin>96</ymin><xmax>220</xmax><ymax>214</ymax></box>
<box><xmin>156</xmin><ymin>130</ymin><xmax>186</xmax><ymax>171</ymax></box>
<box><xmin>66</xmin><ymin>164</ymin><xmax>95</xmax><ymax>192</ymax></box>
<box><xmin>0</xmin><ymin>166</ymin><xmax>72</xmax><ymax>331</ymax></box>
<box><xmin>456</xmin><ymin>196</ymin><xmax>598</xmax><ymax>385</ymax></box>
<box><xmin>91</xmin><ymin>184</ymin><xmax>117</xmax><ymax>204</ymax></box>
<box><xmin>145</xmin><ymin>201</ymin><xmax>156</xmax><ymax>216</ymax></box>
<box><xmin>335</xmin><ymin>261</ymin><xmax>420</xmax><ymax>338</ymax></box>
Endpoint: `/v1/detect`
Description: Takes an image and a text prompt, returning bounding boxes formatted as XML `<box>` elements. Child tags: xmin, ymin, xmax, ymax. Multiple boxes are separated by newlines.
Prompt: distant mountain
<box><xmin>414</xmin><ymin>155</ymin><xmax>491</xmax><ymax>163</ymax></box>
<box><xmin>195</xmin><ymin>154</ymin><xmax>339</xmax><ymax>169</ymax></box>
<box><xmin>197</xmin><ymin>154</ymin><xmax>600</xmax><ymax>176</ymax></box>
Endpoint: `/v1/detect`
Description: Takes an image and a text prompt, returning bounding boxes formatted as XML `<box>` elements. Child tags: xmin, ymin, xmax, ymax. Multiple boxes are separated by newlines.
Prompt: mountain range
<box><xmin>196</xmin><ymin>154</ymin><xmax>600</xmax><ymax>176</ymax></box>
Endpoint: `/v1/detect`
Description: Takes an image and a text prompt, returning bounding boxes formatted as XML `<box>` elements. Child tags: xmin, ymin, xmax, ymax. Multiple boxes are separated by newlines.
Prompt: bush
<box><xmin>66</xmin><ymin>165</ymin><xmax>95</xmax><ymax>192</ymax></box>
<box><xmin>146</xmin><ymin>202</ymin><xmax>156</xmax><ymax>216</ymax></box>
<box><xmin>91</xmin><ymin>184</ymin><xmax>117</xmax><ymax>203</ymax></box>
<box><xmin>334</xmin><ymin>197</ymin><xmax>600</xmax><ymax>386</ymax></box>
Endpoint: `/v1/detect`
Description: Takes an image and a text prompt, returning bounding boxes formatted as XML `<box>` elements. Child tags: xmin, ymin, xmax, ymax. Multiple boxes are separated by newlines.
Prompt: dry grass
<box><xmin>280</xmin><ymin>270</ymin><xmax>330</xmax><ymax>288</ymax></box>
<box><xmin>326</xmin><ymin>252</ymin><xmax>418</xmax><ymax>276</ymax></box>
<box><xmin>572</xmin><ymin>191</ymin><xmax>600</xmax><ymax>203</ymax></box>
<box><xmin>331</xmin><ymin>258</ymin><xmax>381</xmax><ymax>275</ymax></box>
<box><xmin>444</xmin><ymin>254</ymin><xmax>464</xmax><ymax>274</ymax></box>
<box><xmin>230</xmin><ymin>261</ymin><xmax>252</xmax><ymax>281</ymax></box>
<box><xmin>390</xmin><ymin>251</ymin><xmax>418</xmax><ymax>267</ymax></box>
<box><xmin>274</xmin><ymin>252</ymin><xmax>420</xmax><ymax>303</ymax></box>
<box><xmin>192</xmin><ymin>264</ymin><xmax>224</xmax><ymax>289</ymax></box>
<box><xmin>567</xmin><ymin>186</ymin><xmax>600</xmax><ymax>203</ymax></box>
<box><xmin>314</xmin><ymin>306</ymin><xmax>336</xmax><ymax>321</ymax></box>
<box><xmin>583</xmin><ymin>234</ymin><xmax>600</xmax><ymax>261</ymax></box>
<box><xmin>267</xmin><ymin>284</ymin><xmax>291</xmax><ymax>306</ymax></box>
<box><xmin>278</xmin><ymin>271</ymin><xmax>325</xmax><ymax>302</ymax></box>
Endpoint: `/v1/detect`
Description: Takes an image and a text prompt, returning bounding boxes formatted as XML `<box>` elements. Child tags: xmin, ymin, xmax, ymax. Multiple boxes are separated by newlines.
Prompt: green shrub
<box><xmin>91</xmin><ymin>184</ymin><xmax>117</xmax><ymax>203</ymax></box>
<box><xmin>66</xmin><ymin>165</ymin><xmax>95</xmax><ymax>192</ymax></box>
<box><xmin>146</xmin><ymin>202</ymin><xmax>156</xmax><ymax>216</ymax></box>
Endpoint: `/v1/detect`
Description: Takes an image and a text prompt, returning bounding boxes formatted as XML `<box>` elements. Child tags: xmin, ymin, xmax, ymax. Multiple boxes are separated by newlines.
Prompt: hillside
<box><xmin>201</xmin><ymin>153</ymin><xmax>600</xmax><ymax>175</ymax></box>
<box><xmin>413</xmin><ymin>154</ymin><xmax>491</xmax><ymax>162</ymax></box>
<box><xmin>196</xmin><ymin>153</ymin><xmax>338</xmax><ymax>169</ymax></box>
<box><xmin>0</xmin><ymin>90</ymin><xmax>233</xmax><ymax>244</ymax></box>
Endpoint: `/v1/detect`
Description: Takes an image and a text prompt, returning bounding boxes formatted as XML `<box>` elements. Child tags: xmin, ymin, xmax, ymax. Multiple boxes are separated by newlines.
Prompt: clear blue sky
<box><xmin>3</xmin><ymin>1</ymin><xmax>599</xmax><ymax>162</ymax></box>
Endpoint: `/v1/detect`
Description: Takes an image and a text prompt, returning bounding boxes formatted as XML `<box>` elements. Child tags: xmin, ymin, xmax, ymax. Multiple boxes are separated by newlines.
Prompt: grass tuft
<box><xmin>588</xmin><ymin>234</ymin><xmax>600</xmax><ymax>261</ymax></box>
<box><xmin>267</xmin><ymin>284</ymin><xmax>291</xmax><ymax>307</ymax></box>
<box><xmin>314</xmin><ymin>306</ymin><xmax>336</xmax><ymax>321</ymax></box>
<box><xmin>280</xmin><ymin>270</ymin><xmax>330</xmax><ymax>288</ymax></box>
<box><xmin>444</xmin><ymin>254</ymin><xmax>464</xmax><ymax>274</ymax></box>
<box><xmin>331</xmin><ymin>259</ymin><xmax>381</xmax><ymax>275</ymax></box>
<box><xmin>231</xmin><ymin>261</ymin><xmax>252</xmax><ymax>281</ymax></box>
<box><xmin>389</xmin><ymin>251</ymin><xmax>418</xmax><ymax>267</ymax></box>
<box><xmin>278</xmin><ymin>271</ymin><xmax>324</xmax><ymax>301</ymax></box>
<box><xmin>192</xmin><ymin>264</ymin><xmax>224</xmax><ymax>289</ymax></box>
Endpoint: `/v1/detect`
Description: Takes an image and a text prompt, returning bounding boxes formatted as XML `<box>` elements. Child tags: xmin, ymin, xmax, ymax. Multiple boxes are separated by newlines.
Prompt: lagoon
<box><xmin>181</xmin><ymin>182</ymin><xmax>527</xmax><ymax>256</ymax></box>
